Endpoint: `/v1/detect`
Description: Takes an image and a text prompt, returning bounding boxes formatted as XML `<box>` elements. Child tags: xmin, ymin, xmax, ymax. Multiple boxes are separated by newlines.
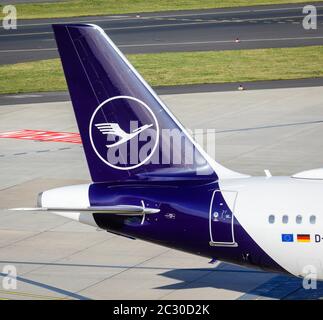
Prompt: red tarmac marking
<box><xmin>0</xmin><ymin>130</ymin><xmax>82</xmax><ymax>144</ymax></box>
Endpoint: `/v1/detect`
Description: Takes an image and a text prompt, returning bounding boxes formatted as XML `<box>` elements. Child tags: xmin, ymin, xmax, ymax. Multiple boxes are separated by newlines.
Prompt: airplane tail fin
<box><xmin>53</xmin><ymin>24</ymin><xmax>244</xmax><ymax>183</ymax></box>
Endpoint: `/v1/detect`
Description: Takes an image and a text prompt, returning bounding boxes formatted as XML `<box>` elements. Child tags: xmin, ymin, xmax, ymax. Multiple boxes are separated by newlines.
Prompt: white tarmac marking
<box><xmin>0</xmin><ymin>48</ymin><xmax>57</xmax><ymax>53</ymax></box>
<box><xmin>8</xmin><ymin>94</ymin><xmax>42</xmax><ymax>98</ymax></box>
<box><xmin>1</xmin><ymin>36</ymin><xmax>323</xmax><ymax>53</ymax></box>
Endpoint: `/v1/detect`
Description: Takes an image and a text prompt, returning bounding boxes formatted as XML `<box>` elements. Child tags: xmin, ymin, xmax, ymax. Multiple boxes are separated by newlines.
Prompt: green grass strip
<box><xmin>0</xmin><ymin>46</ymin><xmax>323</xmax><ymax>95</ymax></box>
<box><xmin>0</xmin><ymin>0</ymin><xmax>322</xmax><ymax>20</ymax></box>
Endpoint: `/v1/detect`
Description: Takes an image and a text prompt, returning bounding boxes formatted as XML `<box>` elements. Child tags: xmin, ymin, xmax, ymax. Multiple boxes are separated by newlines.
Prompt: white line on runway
<box><xmin>1</xmin><ymin>36</ymin><xmax>323</xmax><ymax>54</ymax></box>
<box><xmin>117</xmin><ymin>36</ymin><xmax>323</xmax><ymax>48</ymax></box>
<box><xmin>1</xmin><ymin>47</ymin><xmax>94</xmax><ymax>53</ymax></box>
<box><xmin>1</xmin><ymin>4</ymin><xmax>323</xmax><ymax>28</ymax></box>
<box><xmin>8</xmin><ymin>94</ymin><xmax>42</xmax><ymax>98</ymax></box>
<box><xmin>0</xmin><ymin>48</ymin><xmax>57</xmax><ymax>53</ymax></box>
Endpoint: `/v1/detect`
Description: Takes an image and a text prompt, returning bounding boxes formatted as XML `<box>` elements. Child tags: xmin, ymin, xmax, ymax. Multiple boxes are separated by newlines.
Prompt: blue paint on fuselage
<box><xmin>90</xmin><ymin>180</ymin><xmax>286</xmax><ymax>274</ymax></box>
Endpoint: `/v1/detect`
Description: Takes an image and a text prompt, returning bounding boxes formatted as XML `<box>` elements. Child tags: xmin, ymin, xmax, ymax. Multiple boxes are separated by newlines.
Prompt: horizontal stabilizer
<box><xmin>10</xmin><ymin>205</ymin><xmax>160</xmax><ymax>215</ymax></box>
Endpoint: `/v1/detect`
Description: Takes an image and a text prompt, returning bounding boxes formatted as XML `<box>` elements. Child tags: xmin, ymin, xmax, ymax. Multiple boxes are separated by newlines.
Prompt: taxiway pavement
<box><xmin>0</xmin><ymin>86</ymin><xmax>323</xmax><ymax>299</ymax></box>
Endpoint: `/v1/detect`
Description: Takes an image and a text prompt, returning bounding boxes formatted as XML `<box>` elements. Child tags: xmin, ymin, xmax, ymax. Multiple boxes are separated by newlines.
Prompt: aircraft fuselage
<box><xmin>39</xmin><ymin>176</ymin><xmax>323</xmax><ymax>279</ymax></box>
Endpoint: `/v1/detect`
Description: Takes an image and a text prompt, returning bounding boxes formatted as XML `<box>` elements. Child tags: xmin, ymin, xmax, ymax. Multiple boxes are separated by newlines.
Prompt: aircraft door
<box><xmin>209</xmin><ymin>190</ymin><xmax>238</xmax><ymax>247</ymax></box>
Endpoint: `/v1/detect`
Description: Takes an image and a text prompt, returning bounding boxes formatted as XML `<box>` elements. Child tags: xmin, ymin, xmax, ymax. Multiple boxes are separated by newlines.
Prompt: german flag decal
<box><xmin>297</xmin><ymin>234</ymin><xmax>311</xmax><ymax>242</ymax></box>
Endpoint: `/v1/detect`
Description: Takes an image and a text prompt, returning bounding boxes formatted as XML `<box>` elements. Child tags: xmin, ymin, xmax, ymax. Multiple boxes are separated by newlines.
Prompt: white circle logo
<box><xmin>89</xmin><ymin>96</ymin><xmax>159</xmax><ymax>170</ymax></box>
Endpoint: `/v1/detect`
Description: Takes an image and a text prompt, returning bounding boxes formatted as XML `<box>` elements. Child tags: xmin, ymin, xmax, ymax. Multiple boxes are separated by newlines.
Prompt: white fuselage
<box><xmin>220</xmin><ymin>176</ymin><xmax>323</xmax><ymax>279</ymax></box>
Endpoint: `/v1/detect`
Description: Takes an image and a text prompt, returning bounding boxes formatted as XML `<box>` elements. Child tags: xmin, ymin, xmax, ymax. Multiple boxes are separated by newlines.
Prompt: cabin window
<box><xmin>310</xmin><ymin>215</ymin><xmax>316</xmax><ymax>224</ymax></box>
<box><xmin>296</xmin><ymin>215</ymin><xmax>302</xmax><ymax>224</ymax></box>
<box><xmin>268</xmin><ymin>215</ymin><xmax>275</xmax><ymax>224</ymax></box>
<box><xmin>282</xmin><ymin>215</ymin><xmax>288</xmax><ymax>224</ymax></box>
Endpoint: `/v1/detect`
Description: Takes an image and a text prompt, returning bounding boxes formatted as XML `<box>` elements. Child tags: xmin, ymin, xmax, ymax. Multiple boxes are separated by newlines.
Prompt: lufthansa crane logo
<box><xmin>95</xmin><ymin>122</ymin><xmax>153</xmax><ymax>148</ymax></box>
<box><xmin>89</xmin><ymin>96</ymin><xmax>159</xmax><ymax>170</ymax></box>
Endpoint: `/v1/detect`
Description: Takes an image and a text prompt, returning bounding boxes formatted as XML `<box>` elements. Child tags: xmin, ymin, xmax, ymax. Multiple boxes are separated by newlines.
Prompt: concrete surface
<box><xmin>0</xmin><ymin>86</ymin><xmax>323</xmax><ymax>299</ymax></box>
